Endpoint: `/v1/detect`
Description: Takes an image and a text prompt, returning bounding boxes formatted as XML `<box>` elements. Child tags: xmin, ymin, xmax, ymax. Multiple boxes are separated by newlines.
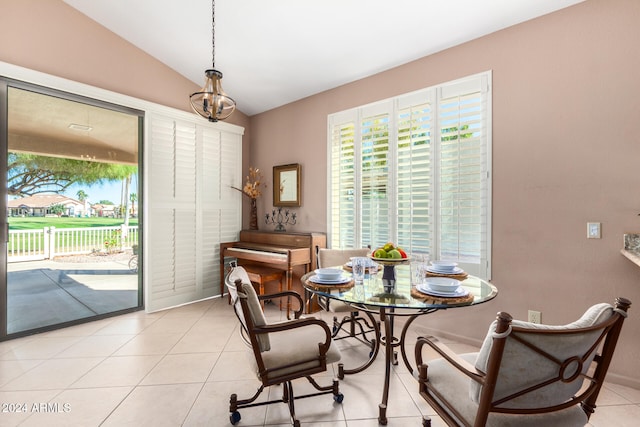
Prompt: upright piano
<box><xmin>220</xmin><ymin>230</ymin><xmax>326</xmax><ymax>299</ymax></box>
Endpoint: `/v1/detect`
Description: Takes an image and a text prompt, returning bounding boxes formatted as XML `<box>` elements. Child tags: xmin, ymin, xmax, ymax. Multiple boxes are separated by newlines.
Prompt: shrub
<box><xmin>104</xmin><ymin>229</ymin><xmax>122</xmax><ymax>253</ymax></box>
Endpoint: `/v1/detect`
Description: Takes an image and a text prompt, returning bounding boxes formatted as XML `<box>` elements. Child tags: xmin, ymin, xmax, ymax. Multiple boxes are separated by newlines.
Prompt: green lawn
<box><xmin>8</xmin><ymin>217</ymin><xmax>139</xmax><ymax>230</ymax></box>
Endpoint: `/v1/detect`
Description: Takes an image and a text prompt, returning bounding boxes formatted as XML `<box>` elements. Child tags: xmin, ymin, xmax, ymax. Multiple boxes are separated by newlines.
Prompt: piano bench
<box><xmin>242</xmin><ymin>265</ymin><xmax>285</xmax><ymax>308</ymax></box>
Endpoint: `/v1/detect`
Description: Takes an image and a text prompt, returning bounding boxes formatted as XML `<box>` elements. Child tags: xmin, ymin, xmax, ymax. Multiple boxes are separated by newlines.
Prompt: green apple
<box><xmin>388</xmin><ymin>249</ymin><xmax>401</xmax><ymax>259</ymax></box>
<box><xmin>374</xmin><ymin>248</ymin><xmax>387</xmax><ymax>258</ymax></box>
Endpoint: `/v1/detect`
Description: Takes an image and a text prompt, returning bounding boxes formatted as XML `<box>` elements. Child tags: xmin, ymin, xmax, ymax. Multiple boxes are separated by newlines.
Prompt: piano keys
<box><xmin>220</xmin><ymin>230</ymin><xmax>326</xmax><ymax>304</ymax></box>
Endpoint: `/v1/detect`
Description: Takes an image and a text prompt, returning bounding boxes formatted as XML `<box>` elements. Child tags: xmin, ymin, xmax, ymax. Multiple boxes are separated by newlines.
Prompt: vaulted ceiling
<box><xmin>62</xmin><ymin>0</ymin><xmax>585</xmax><ymax>117</ymax></box>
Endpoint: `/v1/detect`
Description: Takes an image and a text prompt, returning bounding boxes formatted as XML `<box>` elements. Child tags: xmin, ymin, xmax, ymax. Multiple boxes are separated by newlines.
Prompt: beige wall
<box><xmin>249</xmin><ymin>0</ymin><xmax>640</xmax><ymax>386</ymax></box>
<box><xmin>1</xmin><ymin>0</ymin><xmax>638</xmax><ymax>385</ymax></box>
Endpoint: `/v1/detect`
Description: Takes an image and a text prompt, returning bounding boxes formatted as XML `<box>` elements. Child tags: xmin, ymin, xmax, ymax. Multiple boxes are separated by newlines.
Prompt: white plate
<box><xmin>314</xmin><ymin>268</ymin><xmax>343</xmax><ymax>281</ymax></box>
<box><xmin>425</xmin><ymin>277</ymin><xmax>461</xmax><ymax>293</ymax></box>
<box><xmin>426</xmin><ymin>266</ymin><xmax>464</xmax><ymax>275</ymax></box>
<box><xmin>416</xmin><ymin>283</ymin><xmax>469</xmax><ymax>298</ymax></box>
<box><xmin>430</xmin><ymin>261</ymin><xmax>458</xmax><ymax>269</ymax></box>
<box><xmin>309</xmin><ymin>275</ymin><xmax>352</xmax><ymax>285</ymax></box>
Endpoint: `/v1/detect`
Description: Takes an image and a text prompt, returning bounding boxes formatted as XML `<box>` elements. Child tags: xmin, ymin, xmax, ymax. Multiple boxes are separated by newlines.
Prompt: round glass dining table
<box><xmin>301</xmin><ymin>262</ymin><xmax>498</xmax><ymax>425</ymax></box>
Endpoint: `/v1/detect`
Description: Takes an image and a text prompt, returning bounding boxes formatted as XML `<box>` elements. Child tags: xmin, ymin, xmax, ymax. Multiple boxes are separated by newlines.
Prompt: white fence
<box><xmin>7</xmin><ymin>225</ymin><xmax>139</xmax><ymax>262</ymax></box>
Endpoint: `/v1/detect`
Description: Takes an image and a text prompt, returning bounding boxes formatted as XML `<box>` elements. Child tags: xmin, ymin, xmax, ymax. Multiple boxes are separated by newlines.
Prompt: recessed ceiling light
<box><xmin>68</xmin><ymin>123</ymin><xmax>93</xmax><ymax>131</ymax></box>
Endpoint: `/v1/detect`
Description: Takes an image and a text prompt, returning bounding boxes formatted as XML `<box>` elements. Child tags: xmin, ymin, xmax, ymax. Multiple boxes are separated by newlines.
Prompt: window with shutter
<box><xmin>397</xmin><ymin>102</ymin><xmax>432</xmax><ymax>256</ymax></box>
<box><xmin>328</xmin><ymin>72</ymin><xmax>491</xmax><ymax>278</ymax></box>
<box><xmin>330</xmin><ymin>120</ymin><xmax>357</xmax><ymax>247</ymax></box>
<box><xmin>361</xmin><ymin>113</ymin><xmax>390</xmax><ymax>248</ymax></box>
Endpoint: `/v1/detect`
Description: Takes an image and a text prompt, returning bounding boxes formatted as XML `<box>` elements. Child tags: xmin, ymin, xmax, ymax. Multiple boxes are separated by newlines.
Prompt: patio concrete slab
<box><xmin>7</xmin><ymin>269</ymin><xmax>96</xmax><ymax>333</ymax></box>
<box><xmin>7</xmin><ymin>259</ymin><xmax>139</xmax><ymax>335</ymax></box>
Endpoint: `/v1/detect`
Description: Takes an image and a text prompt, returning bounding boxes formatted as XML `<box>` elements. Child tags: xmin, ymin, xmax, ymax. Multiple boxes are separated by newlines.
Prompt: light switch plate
<box><xmin>587</xmin><ymin>222</ymin><xmax>601</xmax><ymax>239</ymax></box>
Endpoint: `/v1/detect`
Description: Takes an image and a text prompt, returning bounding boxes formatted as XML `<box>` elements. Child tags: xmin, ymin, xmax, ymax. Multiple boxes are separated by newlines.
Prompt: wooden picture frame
<box><xmin>273</xmin><ymin>163</ymin><xmax>301</xmax><ymax>207</ymax></box>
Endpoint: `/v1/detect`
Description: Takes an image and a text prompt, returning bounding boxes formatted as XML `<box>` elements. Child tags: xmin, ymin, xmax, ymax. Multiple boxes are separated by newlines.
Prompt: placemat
<box><xmin>410</xmin><ymin>287</ymin><xmax>473</xmax><ymax>304</ymax></box>
<box><xmin>306</xmin><ymin>279</ymin><xmax>355</xmax><ymax>291</ymax></box>
<box><xmin>425</xmin><ymin>271</ymin><xmax>469</xmax><ymax>280</ymax></box>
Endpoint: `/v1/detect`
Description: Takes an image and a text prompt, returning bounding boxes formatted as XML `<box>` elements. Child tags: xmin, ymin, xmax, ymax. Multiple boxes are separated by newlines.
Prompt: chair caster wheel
<box><xmin>334</xmin><ymin>393</ymin><xmax>344</xmax><ymax>403</ymax></box>
<box><xmin>230</xmin><ymin>411</ymin><xmax>241</xmax><ymax>425</ymax></box>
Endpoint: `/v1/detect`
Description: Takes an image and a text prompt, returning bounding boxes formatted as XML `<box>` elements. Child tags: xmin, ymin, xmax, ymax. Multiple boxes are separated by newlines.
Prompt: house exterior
<box><xmin>91</xmin><ymin>203</ymin><xmax>117</xmax><ymax>218</ymax></box>
<box><xmin>7</xmin><ymin>194</ymin><xmax>87</xmax><ymax>217</ymax></box>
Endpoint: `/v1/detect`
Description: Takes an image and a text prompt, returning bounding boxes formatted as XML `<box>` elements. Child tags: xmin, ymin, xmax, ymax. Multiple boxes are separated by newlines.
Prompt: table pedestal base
<box><xmin>381</xmin><ymin>264</ymin><xmax>396</xmax><ymax>292</ymax></box>
<box><xmin>377</xmin><ymin>307</ymin><xmax>425</xmax><ymax>425</ymax></box>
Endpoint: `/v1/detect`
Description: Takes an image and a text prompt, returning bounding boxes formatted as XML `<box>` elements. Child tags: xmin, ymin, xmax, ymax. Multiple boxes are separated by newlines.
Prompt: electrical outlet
<box><xmin>528</xmin><ymin>310</ymin><xmax>542</xmax><ymax>324</ymax></box>
<box><xmin>587</xmin><ymin>222</ymin><xmax>601</xmax><ymax>239</ymax></box>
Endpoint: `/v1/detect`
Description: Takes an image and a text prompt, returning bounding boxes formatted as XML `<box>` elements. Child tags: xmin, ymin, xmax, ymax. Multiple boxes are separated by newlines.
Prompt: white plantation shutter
<box><xmin>330</xmin><ymin>119</ymin><xmax>357</xmax><ymax>248</ymax></box>
<box><xmin>220</xmin><ymin>130</ymin><xmax>243</xmax><ymax>244</ymax></box>
<box><xmin>175</xmin><ymin>121</ymin><xmax>197</xmax><ymax>201</ymax></box>
<box><xmin>175</xmin><ymin>209</ymin><xmax>197</xmax><ymax>291</ymax></box>
<box><xmin>149</xmin><ymin>117</ymin><xmax>176</xmax><ymax>200</ymax></box>
<box><xmin>149</xmin><ymin>209</ymin><xmax>176</xmax><ymax>295</ymax></box>
<box><xmin>147</xmin><ymin>113</ymin><xmax>242</xmax><ymax>311</ymax></box>
<box><xmin>397</xmin><ymin>102</ymin><xmax>433</xmax><ymax>255</ymax></box>
<box><xmin>200</xmin><ymin>128</ymin><xmax>221</xmax><ymax>295</ymax></box>
<box><xmin>201</xmin><ymin>127</ymin><xmax>221</xmax><ymax>202</ymax></box>
<box><xmin>438</xmin><ymin>83</ymin><xmax>487</xmax><ymax>275</ymax></box>
<box><xmin>361</xmin><ymin>113</ymin><xmax>390</xmax><ymax>249</ymax></box>
<box><xmin>328</xmin><ymin>72</ymin><xmax>491</xmax><ymax>278</ymax></box>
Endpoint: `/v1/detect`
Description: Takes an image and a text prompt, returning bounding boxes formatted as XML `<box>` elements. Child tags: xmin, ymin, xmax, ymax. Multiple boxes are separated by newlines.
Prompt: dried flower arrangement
<box><xmin>232</xmin><ymin>167</ymin><xmax>266</xmax><ymax>230</ymax></box>
<box><xmin>233</xmin><ymin>167</ymin><xmax>264</xmax><ymax>199</ymax></box>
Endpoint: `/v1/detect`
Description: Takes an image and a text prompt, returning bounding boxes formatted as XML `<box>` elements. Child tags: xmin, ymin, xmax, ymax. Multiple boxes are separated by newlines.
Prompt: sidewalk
<box><xmin>7</xmin><ymin>256</ymin><xmax>139</xmax><ymax>334</ymax></box>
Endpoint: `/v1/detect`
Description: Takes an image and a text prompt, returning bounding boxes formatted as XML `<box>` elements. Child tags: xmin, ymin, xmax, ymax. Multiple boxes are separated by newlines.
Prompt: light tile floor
<box><xmin>0</xmin><ymin>297</ymin><xmax>638</xmax><ymax>426</ymax></box>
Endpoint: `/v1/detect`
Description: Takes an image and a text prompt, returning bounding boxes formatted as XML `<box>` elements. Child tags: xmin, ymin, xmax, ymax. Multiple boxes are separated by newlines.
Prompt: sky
<box><xmin>63</xmin><ymin>174</ymin><xmax>138</xmax><ymax>205</ymax></box>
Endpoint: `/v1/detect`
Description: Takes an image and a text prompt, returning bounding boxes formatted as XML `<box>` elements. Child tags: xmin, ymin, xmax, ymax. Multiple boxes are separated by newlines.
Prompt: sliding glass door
<box><xmin>1</xmin><ymin>79</ymin><xmax>144</xmax><ymax>339</ymax></box>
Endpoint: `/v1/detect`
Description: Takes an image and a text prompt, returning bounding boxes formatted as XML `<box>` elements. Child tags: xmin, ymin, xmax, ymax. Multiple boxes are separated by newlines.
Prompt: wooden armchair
<box><xmin>226</xmin><ymin>266</ymin><xmax>344</xmax><ymax>427</ymax></box>
<box><xmin>415</xmin><ymin>297</ymin><xmax>631</xmax><ymax>427</ymax></box>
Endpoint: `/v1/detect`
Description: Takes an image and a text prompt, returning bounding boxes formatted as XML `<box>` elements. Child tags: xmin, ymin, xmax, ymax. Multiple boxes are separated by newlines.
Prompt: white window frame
<box><xmin>327</xmin><ymin>71</ymin><xmax>492</xmax><ymax>279</ymax></box>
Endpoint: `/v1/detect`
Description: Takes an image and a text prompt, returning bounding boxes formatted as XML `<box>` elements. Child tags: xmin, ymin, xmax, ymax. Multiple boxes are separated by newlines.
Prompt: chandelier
<box><xmin>189</xmin><ymin>0</ymin><xmax>236</xmax><ymax>122</ymax></box>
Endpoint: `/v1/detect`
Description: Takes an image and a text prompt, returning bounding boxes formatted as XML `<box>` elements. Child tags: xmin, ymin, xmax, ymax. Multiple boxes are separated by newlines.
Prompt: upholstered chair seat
<box><xmin>415</xmin><ymin>298</ymin><xmax>631</xmax><ymax>427</ymax></box>
<box><xmin>225</xmin><ymin>265</ymin><xmax>344</xmax><ymax>426</ymax></box>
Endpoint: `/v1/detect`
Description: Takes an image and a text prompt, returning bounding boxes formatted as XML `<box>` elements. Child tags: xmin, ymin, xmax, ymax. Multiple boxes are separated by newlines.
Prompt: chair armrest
<box><xmin>254</xmin><ymin>317</ymin><xmax>332</xmax><ymax>352</ymax></box>
<box><xmin>258</xmin><ymin>290</ymin><xmax>304</xmax><ymax>318</ymax></box>
<box><xmin>415</xmin><ymin>335</ymin><xmax>485</xmax><ymax>384</ymax></box>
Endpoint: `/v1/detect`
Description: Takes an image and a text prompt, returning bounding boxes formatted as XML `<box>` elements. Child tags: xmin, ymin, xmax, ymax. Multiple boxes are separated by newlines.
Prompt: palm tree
<box><xmin>76</xmin><ymin>189</ymin><xmax>88</xmax><ymax>202</ymax></box>
<box><xmin>130</xmin><ymin>192</ymin><xmax>137</xmax><ymax>216</ymax></box>
<box><xmin>76</xmin><ymin>189</ymin><xmax>89</xmax><ymax>217</ymax></box>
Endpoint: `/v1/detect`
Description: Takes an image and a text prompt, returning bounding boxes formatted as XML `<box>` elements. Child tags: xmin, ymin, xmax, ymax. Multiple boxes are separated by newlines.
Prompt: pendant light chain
<box><xmin>189</xmin><ymin>0</ymin><xmax>236</xmax><ymax>122</ymax></box>
<box><xmin>211</xmin><ymin>0</ymin><xmax>216</xmax><ymax>69</ymax></box>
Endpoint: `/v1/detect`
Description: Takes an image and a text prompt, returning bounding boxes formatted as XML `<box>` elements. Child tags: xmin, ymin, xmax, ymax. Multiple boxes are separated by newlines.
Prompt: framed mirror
<box><xmin>273</xmin><ymin>163</ymin><xmax>301</xmax><ymax>207</ymax></box>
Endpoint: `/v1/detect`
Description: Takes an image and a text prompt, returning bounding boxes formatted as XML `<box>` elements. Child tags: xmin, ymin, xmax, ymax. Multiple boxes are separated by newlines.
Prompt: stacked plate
<box><xmin>311</xmin><ymin>268</ymin><xmax>351</xmax><ymax>285</ymax></box>
<box><xmin>417</xmin><ymin>278</ymin><xmax>469</xmax><ymax>298</ymax></box>
<box><xmin>426</xmin><ymin>260</ymin><xmax>464</xmax><ymax>275</ymax></box>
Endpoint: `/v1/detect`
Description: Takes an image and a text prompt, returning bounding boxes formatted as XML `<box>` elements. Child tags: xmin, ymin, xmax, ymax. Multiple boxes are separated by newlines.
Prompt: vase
<box><xmin>249</xmin><ymin>198</ymin><xmax>258</xmax><ymax>230</ymax></box>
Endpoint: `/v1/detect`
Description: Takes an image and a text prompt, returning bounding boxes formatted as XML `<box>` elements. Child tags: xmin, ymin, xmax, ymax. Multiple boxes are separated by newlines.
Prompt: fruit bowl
<box><xmin>369</xmin><ymin>256</ymin><xmax>410</xmax><ymax>266</ymax></box>
<box><xmin>371</xmin><ymin>243</ymin><xmax>408</xmax><ymax>262</ymax></box>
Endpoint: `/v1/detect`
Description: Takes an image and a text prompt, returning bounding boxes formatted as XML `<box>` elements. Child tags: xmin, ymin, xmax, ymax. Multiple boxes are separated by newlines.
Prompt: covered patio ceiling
<box><xmin>8</xmin><ymin>88</ymin><xmax>139</xmax><ymax>165</ymax></box>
